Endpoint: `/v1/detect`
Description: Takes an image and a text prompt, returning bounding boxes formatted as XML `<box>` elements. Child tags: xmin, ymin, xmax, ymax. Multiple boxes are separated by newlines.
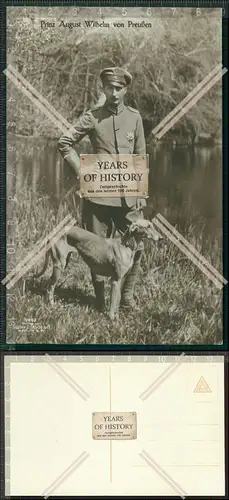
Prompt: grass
<box><xmin>6</xmin><ymin>188</ymin><xmax>223</xmax><ymax>345</ymax></box>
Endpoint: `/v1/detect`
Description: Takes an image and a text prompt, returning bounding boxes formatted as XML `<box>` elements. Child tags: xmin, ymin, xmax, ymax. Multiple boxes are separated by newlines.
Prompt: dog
<box><xmin>36</xmin><ymin>218</ymin><xmax>161</xmax><ymax>320</ymax></box>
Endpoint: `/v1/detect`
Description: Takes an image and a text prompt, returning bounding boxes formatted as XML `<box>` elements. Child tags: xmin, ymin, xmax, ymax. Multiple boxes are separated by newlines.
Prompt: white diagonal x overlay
<box><xmin>139</xmin><ymin>353</ymin><xmax>185</xmax><ymax>401</ymax></box>
<box><xmin>153</xmin><ymin>65</ymin><xmax>227</xmax><ymax>139</ymax></box>
<box><xmin>2</xmin><ymin>216</ymin><xmax>76</xmax><ymax>289</ymax></box>
<box><xmin>44</xmin><ymin>354</ymin><xmax>90</xmax><ymax>401</ymax></box>
<box><xmin>140</xmin><ymin>449</ymin><xmax>187</xmax><ymax>499</ymax></box>
<box><xmin>4</xmin><ymin>64</ymin><xmax>72</xmax><ymax>134</ymax></box>
<box><xmin>42</xmin><ymin>451</ymin><xmax>90</xmax><ymax>499</ymax></box>
<box><xmin>152</xmin><ymin>214</ymin><xmax>227</xmax><ymax>290</ymax></box>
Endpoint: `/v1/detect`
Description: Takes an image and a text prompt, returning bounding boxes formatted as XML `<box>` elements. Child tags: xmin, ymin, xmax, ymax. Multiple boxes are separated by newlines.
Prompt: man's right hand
<box><xmin>58</xmin><ymin>135</ymin><xmax>81</xmax><ymax>178</ymax></box>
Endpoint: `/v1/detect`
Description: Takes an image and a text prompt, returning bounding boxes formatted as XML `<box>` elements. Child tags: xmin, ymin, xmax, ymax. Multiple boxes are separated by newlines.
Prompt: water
<box><xmin>147</xmin><ymin>143</ymin><xmax>222</xmax><ymax>244</ymax></box>
<box><xmin>7</xmin><ymin>134</ymin><xmax>222</xmax><ymax>245</ymax></box>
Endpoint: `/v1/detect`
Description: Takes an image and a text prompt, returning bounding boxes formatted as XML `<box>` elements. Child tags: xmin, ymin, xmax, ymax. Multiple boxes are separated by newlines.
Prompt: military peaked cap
<box><xmin>100</xmin><ymin>67</ymin><xmax>132</xmax><ymax>87</ymax></box>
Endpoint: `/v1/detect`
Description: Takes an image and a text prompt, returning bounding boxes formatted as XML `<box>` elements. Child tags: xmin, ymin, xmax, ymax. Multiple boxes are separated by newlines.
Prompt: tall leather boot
<box><xmin>91</xmin><ymin>272</ymin><xmax>105</xmax><ymax>311</ymax></box>
<box><xmin>121</xmin><ymin>250</ymin><xmax>142</xmax><ymax>308</ymax></box>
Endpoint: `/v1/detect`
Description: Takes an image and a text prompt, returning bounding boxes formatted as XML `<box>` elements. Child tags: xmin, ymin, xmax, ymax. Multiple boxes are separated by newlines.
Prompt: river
<box><xmin>7</xmin><ymin>135</ymin><xmax>222</xmax><ymax>252</ymax></box>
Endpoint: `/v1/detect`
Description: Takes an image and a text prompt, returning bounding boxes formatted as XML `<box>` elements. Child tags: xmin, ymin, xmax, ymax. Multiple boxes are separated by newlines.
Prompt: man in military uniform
<box><xmin>58</xmin><ymin>67</ymin><xmax>146</xmax><ymax>311</ymax></box>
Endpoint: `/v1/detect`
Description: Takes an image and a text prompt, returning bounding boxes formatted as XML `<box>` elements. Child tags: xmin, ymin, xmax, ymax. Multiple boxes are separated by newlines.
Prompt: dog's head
<box><xmin>128</xmin><ymin>218</ymin><xmax>162</xmax><ymax>242</ymax></box>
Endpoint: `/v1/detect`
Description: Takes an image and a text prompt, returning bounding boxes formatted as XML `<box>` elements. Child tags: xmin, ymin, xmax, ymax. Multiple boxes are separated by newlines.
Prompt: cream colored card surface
<box><xmin>5</xmin><ymin>355</ymin><xmax>225</xmax><ymax>496</ymax></box>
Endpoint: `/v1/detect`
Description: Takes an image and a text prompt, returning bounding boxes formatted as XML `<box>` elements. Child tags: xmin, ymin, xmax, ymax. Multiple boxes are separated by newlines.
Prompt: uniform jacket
<box><xmin>58</xmin><ymin>101</ymin><xmax>147</xmax><ymax>207</ymax></box>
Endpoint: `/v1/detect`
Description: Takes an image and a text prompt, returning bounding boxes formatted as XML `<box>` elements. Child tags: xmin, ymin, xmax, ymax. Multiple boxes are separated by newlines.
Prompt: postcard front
<box><xmin>2</xmin><ymin>5</ymin><xmax>227</xmax><ymax>345</ymax></box>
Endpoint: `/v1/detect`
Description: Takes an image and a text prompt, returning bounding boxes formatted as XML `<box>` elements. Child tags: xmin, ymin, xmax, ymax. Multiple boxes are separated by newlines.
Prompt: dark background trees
<box><xmin>7</xmin><ymin>7</ymin><xmax>222</xmax><ymax>141</ymax></box>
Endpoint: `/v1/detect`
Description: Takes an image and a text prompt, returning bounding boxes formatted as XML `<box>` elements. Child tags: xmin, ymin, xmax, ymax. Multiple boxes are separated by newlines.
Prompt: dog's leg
<box><xmin>47</xmin><ymin>253</ymin><xmax>68</xmax><ymax>305</ymax></box>
<box><xmin>109</xmin><ymin>279</ymin><xmax>122</xmax><ymax>321</ymax></box>
<box><xmin>91</xmin><ymin>272</ymin><xmax>105</xmax><ymax>311</ymax></box>
<box><xmin>47</xmin><ymin>265</ymin><xmax>62</xmax><ymax>305</ymax></box>
<box><xmin>46</xmin><ymin>241</ymin><xmax>72</xmax><ymax>305</ymax></box>
<box><xmin>121</xmin><ymin>249</ymin><xmax>143</xmax><ymax>308</ymax></box>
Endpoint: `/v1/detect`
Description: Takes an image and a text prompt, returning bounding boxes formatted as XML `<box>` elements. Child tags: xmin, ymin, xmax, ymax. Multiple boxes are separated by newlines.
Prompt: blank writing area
<box><xmin>109</xmin><ymin>361</ymin><xmax>225</xmax><ymax>496</ymax></box>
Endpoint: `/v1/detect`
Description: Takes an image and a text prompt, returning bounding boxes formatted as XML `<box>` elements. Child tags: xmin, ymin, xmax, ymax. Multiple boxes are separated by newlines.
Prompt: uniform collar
<box><xmin>105</xmin><ymin>101</ymin><xmax>125</xmax><ymax>115</ymax></box>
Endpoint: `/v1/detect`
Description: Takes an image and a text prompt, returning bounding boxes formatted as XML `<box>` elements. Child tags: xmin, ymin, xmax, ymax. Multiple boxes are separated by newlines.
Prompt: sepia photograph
<box><xmin>5</xmin><ymin>6</ymin><xmax>225</xmax><ymax>345</ymax></box>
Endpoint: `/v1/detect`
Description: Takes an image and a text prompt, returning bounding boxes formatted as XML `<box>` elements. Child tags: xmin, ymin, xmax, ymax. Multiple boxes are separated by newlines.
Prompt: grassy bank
<box><xmin>6</xmin><ymin>188</ymin><xmax>223</xmax><ymax>345</ymax></box>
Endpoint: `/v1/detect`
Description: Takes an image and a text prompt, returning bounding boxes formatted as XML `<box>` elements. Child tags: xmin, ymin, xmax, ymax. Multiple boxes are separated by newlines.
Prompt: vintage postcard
<box><xmin>5</xmin><ymin>354</ymin><xmax>225</xmax><ymax>496</ymax></box>
<box><xmin>2</xmin><ymin>5</ymin><xmax>228</xmax><ymax>344</ymax></box>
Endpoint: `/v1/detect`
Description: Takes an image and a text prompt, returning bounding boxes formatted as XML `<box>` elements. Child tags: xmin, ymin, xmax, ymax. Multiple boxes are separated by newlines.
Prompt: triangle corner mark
<box><xmin>193</xmin><ymin>376</ymin><xmax>212</xmax><ymax>393</ymax></box>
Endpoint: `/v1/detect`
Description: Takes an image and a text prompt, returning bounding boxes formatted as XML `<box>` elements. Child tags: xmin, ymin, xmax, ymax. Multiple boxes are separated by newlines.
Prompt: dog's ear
<box><xmin>126</xmin><ymin>210</ymin><xmax>143</xmax><ymax>223</ymax></box>
<box><xmin>129</xmin><ymin>222</ymin><xmax>138</xmax><ymax>233</ymax></box>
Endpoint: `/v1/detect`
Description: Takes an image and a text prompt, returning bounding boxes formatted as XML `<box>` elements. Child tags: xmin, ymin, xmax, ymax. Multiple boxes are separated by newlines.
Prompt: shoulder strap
<box><xmin>126</xmin><ymin>106</ymin><xmax>139</xmax><ymax>114</ymax></box>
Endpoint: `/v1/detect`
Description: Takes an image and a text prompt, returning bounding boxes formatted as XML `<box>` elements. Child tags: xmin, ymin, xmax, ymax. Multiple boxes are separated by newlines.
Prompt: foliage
<box><xmin>7</xmin><ymin>7</ymin><xmax>222</xmax><ymax>139</ymax></box>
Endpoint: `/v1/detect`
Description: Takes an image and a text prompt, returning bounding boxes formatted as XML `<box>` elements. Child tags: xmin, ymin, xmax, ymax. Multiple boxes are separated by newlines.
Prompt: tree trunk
<box><xmin>83</xmin><ymin>65</ymin><xmax>89</xmax><ymax>113</ymax></box>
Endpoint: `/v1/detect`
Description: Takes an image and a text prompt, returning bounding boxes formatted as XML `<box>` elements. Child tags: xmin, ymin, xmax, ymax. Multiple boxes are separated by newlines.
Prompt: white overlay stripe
<box><xmin>45</xmin><ymin>354</ymin><xmax>89</xmax><ymax>400</ymax></box>
<box><xmin>4</xmin><ymin>69</ymin><xmax>69</xmax><ymax>134</ymax></box>
<box><xmin>5</xmin><ymin>218</ymin><xmax>76</xmax><ymax>289</ymax></box>
<box><xmin>156</xmin><ymin>213</ymin><xmax>227</xmax><ymax>285</ymax></box>
<box><xmin>156</xmin><ymin>68</ymin><xmax>227</xmax><ymax>139</ymax></box>
<box><xmin>7</xmin><ymin>64</ymin><xmax>71</xmax><ymax>130</ymax></box>
<box><xmin>153</xmin><ymin>217</ymin><xmax>224</xmax><ymax>289</ymax></box>
<box><xmin>140</xmin><ymin>450</ymin><xmax>187</xmax><ymax>499</ymax></box>
<box><xmin>42</xmin><ymin>452</ymin><xmax>89</xmax><ymax>498</ymax></box>
<box><xmin>2</xmin><ymin>215</ymin><xmax>72</xmax><ymax>285</ymax></box>
<box><xmin>152</xmin><ymin>64</ymin><xmax>222</xmax><ymax>134</ymax></box>
<box><xmin>140</xmin><ymin>354</ymin><xmax>185</xmax><ymax>400</ymax></box>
